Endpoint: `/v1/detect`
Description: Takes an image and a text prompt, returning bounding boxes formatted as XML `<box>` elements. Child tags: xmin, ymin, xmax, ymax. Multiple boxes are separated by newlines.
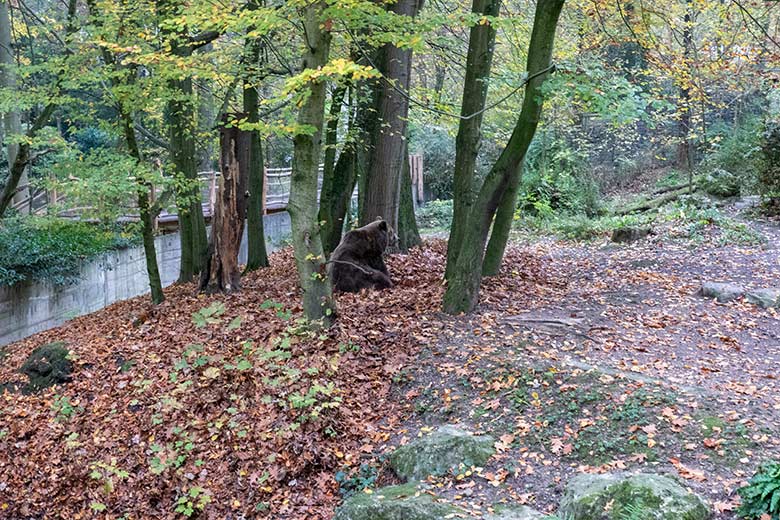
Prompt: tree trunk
<box><xmin>443</xmin><ymin>0</ymin><xmax>564</xmax><ymax>314</ymax></box>
<box><xmin>243</xmin><ymin>60</ymin><xmax>269</xmax><ymax>271</ymax></box>
<box><xmin>677</xmin><ymin>0</ymin><xmax>693</xmax><ymax>192</ymax></box>
<box><xmin>123</xmin><ymin>114</ymin><xmax>165</xmax><ymax>304</ymax></box>
<box><xmin>169</xmin><ymin>73</ymin><xmax>208</xmax><ymax>283</ymax></box>
<box><xmin>482</xmin><ymin>171</ymin><xmax>519</xmax><ymax>276</ymax></box>
<box><xmin>358</xmin><ymin>0</ymin><xmax>424</xmax><ymax>235</ymax></box>
<box><xmin>445</xmin><ymin>0</ymin><xmax>502</xmax><ymax>280</ymax></box>
<box><xmin>319</xmin><ymin>89</ymin><xmax>370</xmax><ymax>257</ymax></box>
<box><xmin>0</xmin><ymin>0</ymin><xmax>27</xmax><ymax>213</ymax></box>
<box><xmin>288</xmin><ymin>1</ymin><xmax>335</xmax><ymax>324</ymax></box>
<box><xmin>200</xmin><ymin>117</ymin><xmax>249</xmax><ymax>293</ymax></box>
<box><xmin>0</xmin><ymin>0</ymin><xmax>77</xmax><ymax>218</ymax></box>
<box><xmin>398</xmin><ymin>145</ymin><xmax>421</xmax><ymax>251</ymax></box>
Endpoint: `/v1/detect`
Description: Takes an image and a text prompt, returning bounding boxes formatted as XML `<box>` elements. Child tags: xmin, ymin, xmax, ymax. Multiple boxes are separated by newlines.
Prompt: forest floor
<box><xmin>0</xmin><ymin>198</ymin><xmax>778</xmax><ymax>519</ymax></box>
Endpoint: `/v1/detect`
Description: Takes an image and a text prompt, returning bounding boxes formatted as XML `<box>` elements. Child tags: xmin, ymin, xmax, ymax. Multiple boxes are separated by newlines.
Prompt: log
<box><xmin>652</xmin><ymin>182</ymin><xmax>694</xmax><ymax>195</ymax></box>
<box><xmin>199</xmin><ymin>114</ymin><xmax>250</xmax><ymax>293</ymax></box>
<box><xmin>615</xmin><ymin>186</ymin><xmax>694</xmax><ymax>215</ymax></box>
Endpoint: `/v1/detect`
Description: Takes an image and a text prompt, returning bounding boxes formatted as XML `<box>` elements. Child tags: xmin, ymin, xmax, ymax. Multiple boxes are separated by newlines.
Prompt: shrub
<box><xmin>409</xmin><ymin>125</ymin><xmax>456</xmax><ymax>200</ymax></box>
<box><xmin>702</xmin><ymin>116</ymin><xmax>764</xmax><ymax>195</ymax></box>
<box><xmin>700</xmin><ymin>168</ymin><xmax>741</xmax><ymax>197</ymax></box>
<box><xmin>0</xmin><ymin>217</ymin><xmax>133</xmax><ymax>286</ymax></box>
<box><xmin>416</xmin><ymin>199</ymin><xmax>453</xmax><ymax>230</ymax></box>
<box><xmin>738</xmin><ymin>461</ymin><xmax>780</xmax><ymax>519</ymax></box>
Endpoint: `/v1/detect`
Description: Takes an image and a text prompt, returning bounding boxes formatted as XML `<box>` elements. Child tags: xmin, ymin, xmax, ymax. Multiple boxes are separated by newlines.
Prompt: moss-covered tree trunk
<box><xmin>243</xmin><ymin>58</ymin><xmax>269</xmax><ymax>270</ymax></box>
<box><xmin>443</xmin><ymin>0</ymin><xmax>564</xmax><ymax>314</ymax></box>
<box><xmin>445</xmin><ymin>0</ymin><xmax>501</xmax><ymax>280</ymax></box>
<box><xmin>288</xmin><ymin>1</ymin><xmax>335</xmax><ymax>324</ymax></box>
<box><xmin>398</xmin><ymin>145</ymin><xmax>421</xmax><ymax>251</ymax></box>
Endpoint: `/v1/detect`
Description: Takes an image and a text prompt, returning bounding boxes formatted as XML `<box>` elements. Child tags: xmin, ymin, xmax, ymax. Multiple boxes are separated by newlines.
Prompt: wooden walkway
<box><xmin>10</xmin><ymin>155</ymin><xmax>425</xmax><ymax>227</ymax></box>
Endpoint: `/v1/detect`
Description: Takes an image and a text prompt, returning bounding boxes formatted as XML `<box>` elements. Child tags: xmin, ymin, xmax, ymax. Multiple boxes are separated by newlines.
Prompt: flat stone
<box><xmin>389</xmin><ymin>425</ymin><xmax>495</xmax><ymax>481</ymax></box>
<box><xmin>699</xmin><ymin>282</ymin><xmax>745</xmax><ymax>303</ymax></box>
<box><xmin>333</xmin><ymin>483</ymin><xmax>463</xmax><ymax>520</ymax></box>
<box><xmin>745</xmin><ymin>288</ymin><xmax>780</xmax><ymax>309</ymax></box>
<box><xmin>558</xmin><ymin>473</ymin><xmax>711</xmax><ymax>520</ymax></box>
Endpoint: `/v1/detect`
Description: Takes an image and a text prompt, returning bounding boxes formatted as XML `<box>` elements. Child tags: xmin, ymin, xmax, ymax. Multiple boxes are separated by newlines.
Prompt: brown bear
<box><xmin>329</xmin><ymin>219</ymin><xmax>393</xmax><ymax>293</ymax></box>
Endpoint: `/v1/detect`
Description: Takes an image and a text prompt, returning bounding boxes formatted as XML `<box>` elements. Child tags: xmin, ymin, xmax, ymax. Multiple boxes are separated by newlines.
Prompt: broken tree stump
<box><xmin>199</xmin><ymin>114</ymin><xmax>250</xmax><ymax>293</ymax></box>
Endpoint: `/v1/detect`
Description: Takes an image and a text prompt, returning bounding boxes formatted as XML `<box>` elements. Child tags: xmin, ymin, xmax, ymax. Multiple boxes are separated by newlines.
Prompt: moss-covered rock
<box><xmin>487</xmin><ymin>505</ymin><xmax>552</xmax><ymax>519</ymax></box>
<box><xmin>333</xmin><ymin>483</ymin><xmax>463</xmax><ymax>520</ymax></box>
<box><xmin>745</xmin><ymin>289</ymin><xmax>780</xmax><ymax>309</ymax></box>
<box><xmin>20</xmin><ymin>342</ymin><xmax>72</xmax><ymax>392</ymax></box>
<box><xmin>389</xmin><ymin>425</ymin><xmax>495</xmax><ymax>481</ymax></box>
<box><xmin>558</xmin><ymin>473</ymin><xmax>710</xmax><ymax>520</ymax></box>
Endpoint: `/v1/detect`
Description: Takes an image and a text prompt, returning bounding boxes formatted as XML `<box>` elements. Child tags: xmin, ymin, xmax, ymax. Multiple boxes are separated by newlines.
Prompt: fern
<box><xmin>619</xmin><ymin>500</ymin><xmax>650</xmax><ymax>520</ymax></box>
<box><xmin>738</xmin><ymin>461</ymin><xmax>780</xmax><ymax>520</ymax></box>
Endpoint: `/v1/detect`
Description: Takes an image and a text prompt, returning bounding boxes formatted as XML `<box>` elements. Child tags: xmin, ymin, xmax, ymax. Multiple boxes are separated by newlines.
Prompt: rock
<box><xmin>333</xmin><ymin>483</ymin><xmax>463</xmax><ymax>520</ymax></box>
<box><xmin>559</xmin><ymin>473</ymin><xmax>710</xmax><ymax>520</ymax></box>
<box><xmin>20</xmin><ymin>342</ymin><xmax>72</xmax><ymax>392</ymax></box>
<box><xmin>699</xmin><ymin>282</ymin><xmax>745</xmax><ymax>303</ymax></box>
<box><xmin>611</xmin><ymin>227</ymin><xmax>653</xmax><ymax>244</ymax></box>
<box><xmin>487</xmin><ymin>505</ymin><xmax>552</xmax><ymax>519</ymax></box>
<box><xmin>389</xmin><ymin>425</ymin><xmax>495</xmax><ymax>481</ymax></box>
<box><xmin>745</xmin><ymin>289</ymin><xmax>780</xmax><ymax>309</ymax></box>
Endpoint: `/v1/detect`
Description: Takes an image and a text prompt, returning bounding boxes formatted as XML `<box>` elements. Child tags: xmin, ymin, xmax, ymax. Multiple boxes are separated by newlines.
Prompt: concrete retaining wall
<box><xmin>0</xmin><ymin>212</ymin><xmax>291</xmax><ymax>347</ymax></box>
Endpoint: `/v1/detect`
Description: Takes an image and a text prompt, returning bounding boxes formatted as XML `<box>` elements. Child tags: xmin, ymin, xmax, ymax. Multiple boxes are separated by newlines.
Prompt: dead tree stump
<box><xmin>199</xmin><ymin>115</ymin><xmax>250</xmax><ymax>293</ymax></box>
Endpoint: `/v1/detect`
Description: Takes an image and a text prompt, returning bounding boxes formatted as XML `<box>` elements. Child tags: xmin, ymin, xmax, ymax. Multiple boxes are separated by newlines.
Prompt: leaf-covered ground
<box><xmin>1</xmin><ymin>205</ymin><xmax>778</xmax><ymax>519</ymax></box>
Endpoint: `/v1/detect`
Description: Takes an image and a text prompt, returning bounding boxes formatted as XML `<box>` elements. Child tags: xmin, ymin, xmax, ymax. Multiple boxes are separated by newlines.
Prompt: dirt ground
<box><xmin>380</xmin><ymin>203</ymin><xmax>780</xmax><ymax>518</ymax></box>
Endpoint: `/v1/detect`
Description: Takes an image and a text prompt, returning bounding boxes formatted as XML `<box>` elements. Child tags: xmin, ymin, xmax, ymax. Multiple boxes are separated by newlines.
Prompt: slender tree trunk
<box><xmin>445</xmin><ymin>0</ymin><xmax>502</xmax><ymax>280</ymax></box>
<box><xmin>359</xmin><ymin>0</ymin><xmax>424</xmax><ymax>235</ymax></box>
<box><xmin>87</xmin><ymin>0</ymin><xmax>165</xmax><ymax>303</ymax></box>
<box><xmin>0</xmin><ymin>0</ymin><xmax>77</xmax><ymax>218</ymax></box>
<box><xmin>398</xmin><ymin>144</ymin><xmax>421</xmax><ymax>251</ymax></box>
<box><xmin>318</xmin><ymin>85</ymin><xmax>353</xmax><ymax>257</ymax></box>
<box><xmin>443</xmin><ymin>0</ymin><xmax>564</xmax><ymax>314</ymax></box>
<box><xmin>243</xmin><ymin>60</ymin><xmax>269</xmax><ymax>270</ymax></box>
<box><xmin>122</xmin><ymin>114</ymin><xmax>165</xmax><ymax>304</ymax></box>
<box><xmin>200</xmin><ymin>118</ymin><xmax>249</xmax><ymax>292</ymax></box>
<box><xmin>0</xmin><ymin>0</ymin><xmax>26</xmax><ymax>212</ymax></box>
<box><xmin>288</xmin><ymin>1</ymin><xmax>335</xmax><ymax>324</ymax></box>
<box><xmin>677</xmin><ymin>0</ymin><xmax>693</xmax><ymax>193</ymax></box>
<box><xmin>482</xmin><ymin>167</ymin><xmax>519</xmax><ymax>276</ymax></box>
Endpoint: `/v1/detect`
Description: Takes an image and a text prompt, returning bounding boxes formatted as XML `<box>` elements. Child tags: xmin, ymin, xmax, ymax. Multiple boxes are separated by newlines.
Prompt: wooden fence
<box><xmin>9</xmin><ymin>155</ymin><xmax>425</xmax><ymax>226</ymax></box>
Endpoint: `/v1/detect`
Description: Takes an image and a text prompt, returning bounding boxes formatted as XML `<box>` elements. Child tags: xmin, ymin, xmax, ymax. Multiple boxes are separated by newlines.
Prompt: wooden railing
<box><xmin>8</xmin><ymin>155</ymin><xmax>424</xmax><ymax>225</ymax></box>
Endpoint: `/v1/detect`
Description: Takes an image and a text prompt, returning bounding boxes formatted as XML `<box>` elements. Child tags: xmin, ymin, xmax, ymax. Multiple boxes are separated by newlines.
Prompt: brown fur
<box><xmin>329</xmin><ymin>220</ymin><xmax>392</xmax><ymax>293</ymax></box>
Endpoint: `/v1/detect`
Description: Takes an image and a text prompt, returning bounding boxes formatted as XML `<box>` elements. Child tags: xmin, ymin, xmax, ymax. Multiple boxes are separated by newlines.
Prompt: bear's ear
<box><xmin>378</xmin><ymin>220</ymin><xmax>387</xmax><ymax>231</ymax></box>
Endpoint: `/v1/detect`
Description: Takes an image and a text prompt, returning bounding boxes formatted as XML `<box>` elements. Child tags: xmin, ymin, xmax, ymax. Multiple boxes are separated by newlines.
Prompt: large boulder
<box><xmin>333</xmin><ymin>483</ymin><xmax>462</xmax><ymax>520</ymax></box>
<box><xmin>745</xmin><ymin>289</ymin><xmax>780</xmax><ymax>309</ymax></box>
<box><xmin>389</xmin><ymin>425</ymin><xmax>495</xmax><ymax>481</ymax></box>
<box><xmin>558</xmin><ymin>473</ymin><xmax>710</xmax><ymax>520</ymax></box>
<box><xmin>20</xmin><ymin>342</ymin><xmax>72</xmax><ymax>392</ymax></box>
<box><xmin>699</xmin><ymin>282</ymin><xmax>745</xmax><ymax>303</ymax></box>
<box><xmin>487</xmin><ymin>506</ymin><xmax>552</xmax><ymax>519</ymax></box>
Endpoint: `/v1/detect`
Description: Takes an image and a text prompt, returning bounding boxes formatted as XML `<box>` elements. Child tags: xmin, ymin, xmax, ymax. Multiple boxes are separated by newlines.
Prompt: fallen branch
<box><xmin>652</xmin><ymin>182</ymin><xmax>694</xmax><ymax>195</ymax></box>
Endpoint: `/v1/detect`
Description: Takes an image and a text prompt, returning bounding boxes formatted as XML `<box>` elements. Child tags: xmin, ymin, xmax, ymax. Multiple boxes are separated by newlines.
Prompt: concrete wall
<box><xmin>0</xmin><ymin>212</ymin><xmax>291</xmax><ymax>347</ymax></box>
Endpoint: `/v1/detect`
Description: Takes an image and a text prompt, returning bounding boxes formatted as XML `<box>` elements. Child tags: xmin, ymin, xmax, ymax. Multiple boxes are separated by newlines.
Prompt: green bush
<box><xmin>416</xmin><ymin>199</ymin><xmax>453</xmax><ymax>230</ymax></box>
<box><xmin>738</xmin><ymin>461</ymin><xmax>780</xmax><ymax>519</ymax></box>
<box><xmin>409</xmin><ymin>125</ymin><xmax>455</xmax><ymax>200</ymax></box>
<box><xmin>0</xmin><ymin>217</ymin><xmax>134</xmax><ymax>286</ymax></box>
<box><xmin>702</xmin><ymin>116</ymin><xmax>764</xmax><ymax>195</ymax></box>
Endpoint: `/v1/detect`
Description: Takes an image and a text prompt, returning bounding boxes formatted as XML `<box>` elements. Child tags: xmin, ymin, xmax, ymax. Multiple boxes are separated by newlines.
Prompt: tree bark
<box><xmin>243</xmin><ymin>53</ymin><xmax>269</xmax><ymax>271</ymax></box>
<box><xmin>398</xmin><ymin>144</ymin><xmax>421</xmax><ymax>251</ymax></box>
<box><xmin>288</xmin><ymin>1</ymin><xmax>335</xmax><ymax>324</ymax></box>
<box><xmin>443</xmin><ymin>0</ymin><xmax>564</xmax><ymax>314</ymax></box>
<box><xmin>445</xmin><ymin>0</ymin><xmax>502</xmax><ymax>280</ymax></box>
<box><xmin>158</xmin><ymin>0</ymin><xmax>209</xmax><ymax>283</ymax></box>
<box><xmin>358</xmin><ymin>0</ymin><xmax>424</xmax><ymax>235</ymax></box>
<box><xmin>200</xmin><ymin>118</ymin><xmax>249</xmax><ymax>293</ymax></box>
<box><xmin>0</xmin><ymin>0</ymin><xmax>27</xmax><ymax>213</ymax></box>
